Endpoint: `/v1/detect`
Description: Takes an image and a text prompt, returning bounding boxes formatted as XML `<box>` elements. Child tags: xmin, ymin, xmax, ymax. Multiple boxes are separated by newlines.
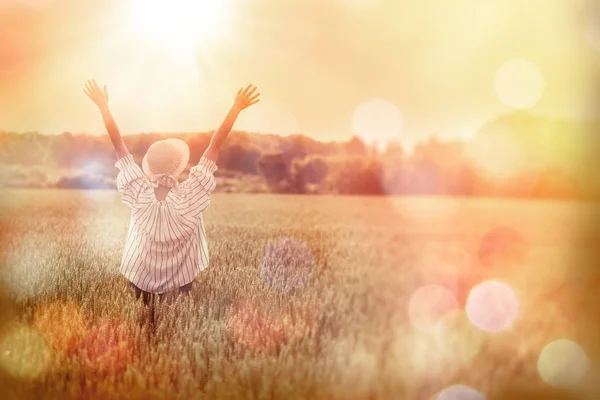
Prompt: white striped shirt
<box><xmin>114</xmin><ymin>154</ymin><xmax>218</xmax><ymax>294</ymax></box>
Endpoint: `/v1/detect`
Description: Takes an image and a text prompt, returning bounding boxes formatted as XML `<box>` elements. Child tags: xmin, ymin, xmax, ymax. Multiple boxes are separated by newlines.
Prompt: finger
<box><xmin>103</xmin><ymin>84</ymin><xmax>107</xmax><ymax>94</ymax></box>
<box><xmin>242</xmin><ymin>84</ymin><xmax>252</xmax><ymax>95</ymax></box>
<box><xmin>246</xmin><ymin>86</ymin><xmax>257</xmax><ymax>97</ymax></box>
<box><xmin>92</xmin><ymin>79</ymin><xmax>99</xmax><ymax>90</ymax></box>
<box><xmin>237</xmin><ymin>87</ymin><xmax>243</xmax><ymax>96</ymax></box>
<box><xmin>86</xmin><ymin>80</ymin><xmax>96</xmax><ymax>94</ymax></box>
<box><xmin>249</xmin><ymin>93</ymin><xmax>260</xmax><ymax>101</ymax></box>
<box><xmin>85</xmin><ymin>81</ymin><xmax>93</xmax><ymax>93</ymax></box>
<box><xmin>249</xmin><ymin>99</ymin><xmax>260</xmax><ymax>106</ymax></box>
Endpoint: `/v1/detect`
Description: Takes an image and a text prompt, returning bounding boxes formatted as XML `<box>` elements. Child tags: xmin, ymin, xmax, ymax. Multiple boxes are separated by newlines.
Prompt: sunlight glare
<box><xmin>494</xmin><ymin>59</ymin><xmax>545</xmax><ymax>109</ymax></box>
<box><xmin>351</xmin><ymin>98</ymin><xmax>403</xmax><ymax>149</ymax></box>
<box><xmin>129</xmin><ymin>0</ymin><xmax>226</xmax><ymax>47</ymax></box>
<box><xmin>466</xmin><ymin>280</ymin><xmax>519</xmax><ymax>332</ymax></box>
<box><xmin>537</xmin><ymin>339</ymin><xmax>589</xmax><ymax>388</ymax></box>
<box><xmin>237</xmin><ymin>102</ymin><xmax>302</xmax><ymax>136</ymax></box>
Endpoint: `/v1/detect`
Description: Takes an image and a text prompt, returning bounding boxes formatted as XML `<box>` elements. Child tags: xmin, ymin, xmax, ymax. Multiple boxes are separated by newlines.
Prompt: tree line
<box><xmin>1</xmin><ymin>111</ymin><xmax>599</xmax><ymax>199</ymax></box>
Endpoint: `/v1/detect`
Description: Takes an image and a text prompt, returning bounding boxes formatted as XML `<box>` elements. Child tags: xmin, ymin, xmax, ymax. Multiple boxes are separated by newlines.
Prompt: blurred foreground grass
<box><xmin>0</xmin><ymin>189</ymin><xmax>599</xmax><ymax>399</ymax></box>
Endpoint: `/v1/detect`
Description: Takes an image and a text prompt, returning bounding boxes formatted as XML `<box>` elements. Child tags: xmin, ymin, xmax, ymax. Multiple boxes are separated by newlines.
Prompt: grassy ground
<box><xmin>0</xmin><ymin>189</ymin><xmax>599</xmax><ymax>399</ymax></box>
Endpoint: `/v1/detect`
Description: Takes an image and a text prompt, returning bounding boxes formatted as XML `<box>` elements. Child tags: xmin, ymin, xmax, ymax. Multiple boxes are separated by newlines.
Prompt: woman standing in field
<box><xmin>84</xmin><ymin>80</ymin><xmax>260</xmax><ymax>305</ymax></box>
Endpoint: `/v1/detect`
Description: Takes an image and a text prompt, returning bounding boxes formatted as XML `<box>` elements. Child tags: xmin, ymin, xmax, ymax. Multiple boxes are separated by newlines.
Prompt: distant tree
<box><xmin>407</xmin><ymin>158</ymin><xmax>442</xmax><ymax>195</ymax></box>
<box><xmin>296</xmin><ymin>155</ymin><xmax>329</xmax><ymax>184</ymax></box>
<box><xmin>220</xmin><ymin>143</ymin><xmax>262</xmax><ymax>174</ymax></box>
<box><xmin>358</xmin><ymin>160</ymin><xmax>385</xmax><ymax>195</ymax></box>
<box><xmin>258</xmin><ymin>152</ymin><xmax>290</xmax><ymax>192</ymax></box>
<box><xmin>345</xmin><ymin>136</ymin><xmax>367</xmax><ymax>156</ymax></box>
<box><xmin>279</xmin><ymin>134</ymin><xmax>309</xmax><ymax>163</ymax></box>
<box><xmin>530</xmin><ymin>168</ymin><xmax>578</xmax><ymax>199</ymax></box>
<box><xmin>326</xmin><ymin>157</ymin><xmax>384</xmax><ymax>195</ymax></box>
<box><xmin>187</xmin><ymin>133</ymin><xmax>211</xmax><ymax>165</ymax></box>
<box><xmin>384</xmin><ymin>141</ymin><xmax>404</xmax><ymax>158</ymax></box>
<box><xmin>447</xmin><ymin>164</ymin><xmax>479</xmax><ymax>196</ymax></box>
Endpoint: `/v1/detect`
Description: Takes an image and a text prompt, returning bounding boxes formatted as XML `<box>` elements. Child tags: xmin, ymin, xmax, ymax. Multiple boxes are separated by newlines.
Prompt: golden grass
<box><xmin>0</xmin><ymin>190</ymin><xmax>599</xmax><ymax>399</ymax></box>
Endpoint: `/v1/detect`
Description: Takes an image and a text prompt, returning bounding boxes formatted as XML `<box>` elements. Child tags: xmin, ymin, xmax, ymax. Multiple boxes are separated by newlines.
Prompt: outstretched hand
<box><xmin>84</xmin><ymin>79</ymin><xmax>109</xmax><ymax>109</ymax></box>
<box><xmin>233</xmin><ymin>84</ymin><xmax>260</xmax><ymax>111</ymax></box>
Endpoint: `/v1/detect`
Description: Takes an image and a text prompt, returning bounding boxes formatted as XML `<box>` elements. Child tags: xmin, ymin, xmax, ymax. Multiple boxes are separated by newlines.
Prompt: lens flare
<box><xmin>466</xmin><ymin>280</ymin><xmax>519</xmax><ymax>332</ymax></box>
<box><xmin>436</xmin><ymin>384</ymin><xmax>486</xmax><ymax>400</ymax></box>
<box><xmin>494</xmin><ymin>58</ymin><xmax>545</xmax><ymax>109</ymax></box>
<box><xmin>464</xmin><ymin>130</ymin><xmax>527</xmax><ymax>181</ymax></box>
<box><xmin>395</xmin><ymin>310</ymin><xmax>484</xmax><ymax>381</ymax></box>
<box><xmin>537</xmin><ymin>339</ymin><xmax>589</xmax><ymax>388</ymax></box>
<box><xmin>327</xmin><ymin>336</ymin><xmax>379</xmax><ymax>399</ymax></box>
<box><xmin>0</xmin><ymin>323</ymin><xmax>51</xmax><ymax>380</ymax></box>
<box><xmin>409</xmin><ymin>284</ymin><xmax>459</xmax><ymax>333</ymax></box>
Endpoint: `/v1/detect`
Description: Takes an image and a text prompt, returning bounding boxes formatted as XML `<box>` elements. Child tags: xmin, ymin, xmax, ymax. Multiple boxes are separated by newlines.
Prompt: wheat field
<box><xmin>0</xmin><ymin>189</ymin><xmax>599</xmax><ymax>400</ymax></box>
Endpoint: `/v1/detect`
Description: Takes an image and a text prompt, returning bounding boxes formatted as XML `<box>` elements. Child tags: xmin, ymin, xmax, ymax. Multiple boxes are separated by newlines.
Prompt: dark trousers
<box><xmin>129</xmin><ymin>281</ymin><xmax>194</xmax><ymax>335</ymax></box>
<box><xmin>128</xmin><ymin>281</ymin><xmax>194</xmax><ymax>306</ymax></box>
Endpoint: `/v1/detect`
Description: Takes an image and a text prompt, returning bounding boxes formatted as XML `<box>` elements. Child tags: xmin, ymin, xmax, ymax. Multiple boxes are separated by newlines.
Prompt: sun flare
<box><xmin>129</xmin><ymin>0</ymin><xmax>226</xmax><ymax>48</ymax></box>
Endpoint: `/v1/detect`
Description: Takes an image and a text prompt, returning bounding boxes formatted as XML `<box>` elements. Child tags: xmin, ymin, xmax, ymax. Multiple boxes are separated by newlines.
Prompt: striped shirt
<box><xmin>114</xmin><ymin>154</ymin><xmax>218</xmax><ymax>294</ymax></box>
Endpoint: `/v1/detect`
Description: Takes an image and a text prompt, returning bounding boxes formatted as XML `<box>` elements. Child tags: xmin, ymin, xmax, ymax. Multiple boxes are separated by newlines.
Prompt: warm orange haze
<box><xmin>0</xmin><ymin>0</ymin><xmax>598</xmax><ymax>147</ymax></box>
<box><xmin>1</xmin><ymin>1</ymin><xmax>600</xmax><ymax>400</ymax></box>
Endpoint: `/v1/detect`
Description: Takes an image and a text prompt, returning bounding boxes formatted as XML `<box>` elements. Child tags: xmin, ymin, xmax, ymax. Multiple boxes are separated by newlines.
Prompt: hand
<box><xmin>84</xmin><ymin>79</ymin><xmax>109</xmax><ymax>109</ymax></box>
<box><xmin>233</xmin><ymin>84</ymin><xmax>260</xmax><ymax>111</ymax></box>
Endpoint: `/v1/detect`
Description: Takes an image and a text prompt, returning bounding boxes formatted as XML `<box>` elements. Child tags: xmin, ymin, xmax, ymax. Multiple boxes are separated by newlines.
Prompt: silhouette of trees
<box><xmin>0</xmin><ymin>112</ymin><xmax>598</xmax><ymax>199</ymax></box>
<box><xmin>344</xmin><ymin>135</ymin><xmax>367</xmax><ymax>156</ymax></box>
<box><xmin>258</xmin><ymin>152</ymin><xmax>291</xmax><ymax>192</ymax></box>
<box><xmin>220</xmin><ymin>143</ymin><xmax>262</xmax><ymax>175</ymax></box>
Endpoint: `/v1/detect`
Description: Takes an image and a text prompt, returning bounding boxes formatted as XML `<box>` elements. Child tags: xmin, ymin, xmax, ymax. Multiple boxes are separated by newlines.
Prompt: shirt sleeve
<box><xmin>179</xmin><ymin>157</ymin><xmax>218</xmax><ymax>218</ymax></box>
<box><xmin>114</xmin><ymin>154</ymin><xmax>147</xmax><ymax>208</ymax></box>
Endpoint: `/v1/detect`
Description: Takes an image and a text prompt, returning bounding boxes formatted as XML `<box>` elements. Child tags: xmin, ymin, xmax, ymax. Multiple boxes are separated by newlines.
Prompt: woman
<box><xmin>84</xmin><ymin>80</ymin><xmax>260</xmax><ymax>305</ymax></box>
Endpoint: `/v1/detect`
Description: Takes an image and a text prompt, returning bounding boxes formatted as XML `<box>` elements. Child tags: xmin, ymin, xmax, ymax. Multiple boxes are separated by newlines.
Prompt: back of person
<box><xmin>83</xmin><ymin>79</ymin><xmax>260</xmax><ymax>302</ymax></box>
<box><xmin>115</xmin><ymin>153</ymin><xmax>218</xmax><ymax>294</ymax></box>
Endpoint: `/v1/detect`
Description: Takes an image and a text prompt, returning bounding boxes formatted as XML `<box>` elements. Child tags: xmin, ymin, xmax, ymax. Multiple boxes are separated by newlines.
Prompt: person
<box><xmin>84</xmin><ymin>80</ymin><xmax>260</xmax><ymax>306</ymax></box>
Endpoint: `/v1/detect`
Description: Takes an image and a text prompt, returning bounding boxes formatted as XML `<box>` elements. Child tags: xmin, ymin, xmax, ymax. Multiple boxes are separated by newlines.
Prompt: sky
<box><xmin>0</xmin><ymin>0</ymin><xmax>598</xmax><ymax>148</ymax></box>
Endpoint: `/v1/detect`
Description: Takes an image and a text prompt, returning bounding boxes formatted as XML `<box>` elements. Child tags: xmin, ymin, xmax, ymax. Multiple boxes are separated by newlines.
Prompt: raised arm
<box><xmin>202</xmin><ymin>84</ymin><xmax>260</xmax><ymax>163</ymax></box>
<box><xmin>84</xmin><ymin>80</ymin><xmax>129</xmax><ymax>160</ymax></box>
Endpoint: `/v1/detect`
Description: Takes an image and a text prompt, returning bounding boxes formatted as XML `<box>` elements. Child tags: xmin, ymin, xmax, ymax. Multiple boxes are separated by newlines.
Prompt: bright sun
<box><xmin>129</xmin><ymin>0</ymin><xmax>226</xmax><ymax>48</ymax></box>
